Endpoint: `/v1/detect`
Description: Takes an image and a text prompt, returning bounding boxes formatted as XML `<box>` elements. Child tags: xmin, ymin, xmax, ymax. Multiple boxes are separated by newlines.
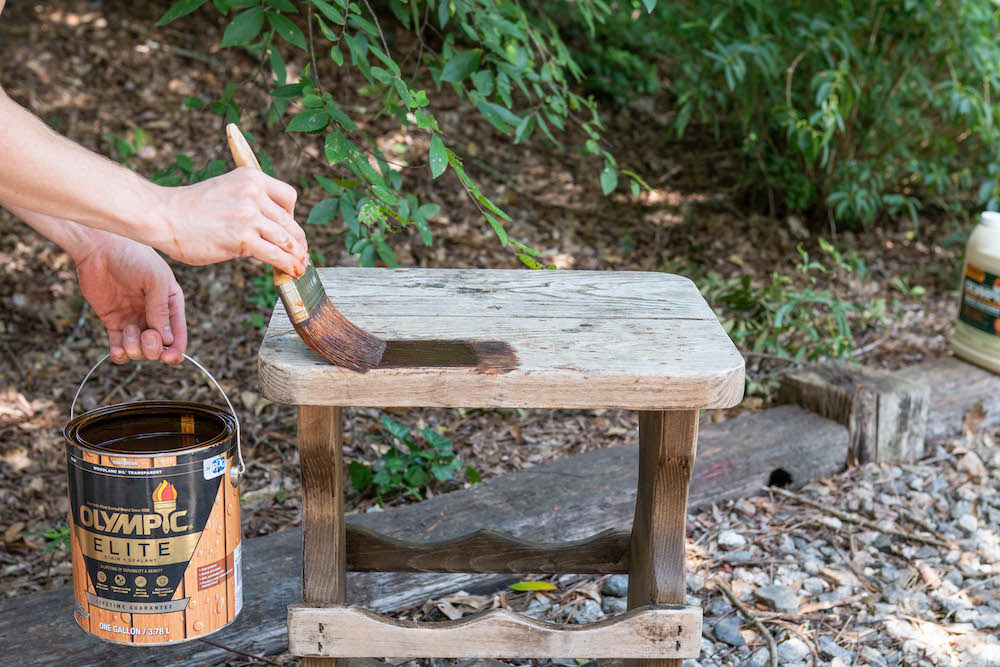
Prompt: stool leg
<box><xmin>298</xmin><ymin>406</ymin><xmax>346</xmax><ymax>667</ymax></box>
<box><xmin>627</xmin><ymin>410</ymin><xmax>699</xmax><ymax>667</ymax></box>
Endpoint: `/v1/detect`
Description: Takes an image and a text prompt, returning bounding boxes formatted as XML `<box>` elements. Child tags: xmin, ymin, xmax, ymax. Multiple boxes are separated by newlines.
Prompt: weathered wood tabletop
<box><xmin>259</xmin><ymin>268</ymin><xmax>744</xmax><ymax>409</ymax></box>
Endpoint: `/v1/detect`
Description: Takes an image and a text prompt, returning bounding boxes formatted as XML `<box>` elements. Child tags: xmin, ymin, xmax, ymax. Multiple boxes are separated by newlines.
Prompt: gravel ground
<box><xmin>309</xmin><ymin>426</ymin><xmax>999</xmax><ymax>667</ymax></box>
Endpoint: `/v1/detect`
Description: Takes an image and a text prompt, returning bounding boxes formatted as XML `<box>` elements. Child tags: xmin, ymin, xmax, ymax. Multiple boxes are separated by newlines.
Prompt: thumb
<box><xmin>144</xmin><ymin>275</ymin><xmax>175</xmax><ymax>347</ymax></box>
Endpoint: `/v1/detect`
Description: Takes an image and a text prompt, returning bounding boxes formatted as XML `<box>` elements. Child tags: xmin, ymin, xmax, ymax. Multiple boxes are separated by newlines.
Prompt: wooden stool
<box><xmin>258</xmin><ymin>268</ymin><xmax>744</xmax><ymax>665</ymax></box>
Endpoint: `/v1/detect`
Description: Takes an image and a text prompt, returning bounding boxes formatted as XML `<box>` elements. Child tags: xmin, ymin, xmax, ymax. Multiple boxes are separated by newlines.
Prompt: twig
<box><xmin>54</xmin><ymin>302</ymin><xmax>89</xmax><ymax>360</ymax></box>
<box><xmin>768</xmin><ymin>486</ymin><xmax>956</xmax><ymax>549</ymax></box>
<box><xmin>360</xmin><ymin>0</ymin><xmax>393</xmax><ymax>64</ymax></box>
<box><xmin>197</xmin><ymin>637</ymin><xmax>284</xmax><ymax>665</ymax></box>
<box><xmin>307</xmin><ymin>2</ymin><xmax>322</xmax><ymax>92</ymax></box>
<box><xmin>798</xmin><ymin>592</ymin><xmax>870</xmax><ymax>614</ymax></box>
<box><xmin>714</xmin><ymin>578</ymin><xmax>778</xmax><ymax>667</ymax></box>
<box><xmin>98</xmin><ymin>363</ymin><xmax>142</xmax><ymax>406</ymax></box>
<box><xmin>950</xmin><ymin>574</ymin><xmax>1000</xmax><ymax>600</ymax></box>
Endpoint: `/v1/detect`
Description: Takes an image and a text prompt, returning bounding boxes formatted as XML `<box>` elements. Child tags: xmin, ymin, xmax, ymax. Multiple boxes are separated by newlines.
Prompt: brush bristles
<box><xmin>295</xmin><ymin>297</ymin><xmax>386</xmax><ymax>372</ymax></box>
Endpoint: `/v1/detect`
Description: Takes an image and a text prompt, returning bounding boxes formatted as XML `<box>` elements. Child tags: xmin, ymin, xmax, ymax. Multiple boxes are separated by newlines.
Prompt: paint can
<box><xmin>64</xmin><ymin>355</ymin><xmax>245</xmax><ymax>646</ymax></box>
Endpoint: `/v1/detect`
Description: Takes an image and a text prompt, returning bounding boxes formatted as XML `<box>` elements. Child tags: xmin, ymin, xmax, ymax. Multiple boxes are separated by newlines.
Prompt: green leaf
<box><xmin>440</xmin><ymin>49</ymin><xmax>482</xmax><ymax>84</ymax></box>
<box><xmin>287</xmin><ymin>109</ymin><xmax>329</xmax><ymax>133</ymax></box>
<box><xmin>340</xmin><ymin>199</ymin><xmax>360</xmax><ymax>235</ymax></box>
<box><xmin>513</xmin><ymin>115</ymin><xmax>534</xmax><ymax>144</ymax></box>
<box><xmin>157</xmin><ymin>0</ymin><xmax>208</xmax><ymax>26</ymax></box>
<box><xmin>429</xmin><ymin>136</ymin><xmax>447</xmax><ymax>179</ymax></box>
<box><xmin>404</xmin><ymin>465</ymin><xmax>427</xmax><ymax>487</ymax></box>
<box><xmin>471</xmin><ymin>70</ymin><xmax>493</xmax><ymax>96</ymax></box>
<box><xmin>266</xmin><ymin>0</ymin><xmax>298</xmax><ymax>11</ymax></box>
<box><xmin>267</xmin><ymin>12</ymin><xmax>307</xmax><ymax>50</ymax></box>
<box><xmin>324</xmin><ymin>130</ymin><xmax>350</xmax><ymax>164</ymax></box>
<box><xmin>370</xmin><ymin>66</ymin><xmax>394</xmax><ymax>84</ymax></box>
<box><xmin>314</xmin><ymin>174</ymin><xmax>343</xmax><ymax>194</ymax></box>
<box><xmin>508</xmin><ymin>581</ymin><xmax>557</xmax><ymax>592</ymax></box>
<box><xmin>600</xmin><ymin>164</ymin><xmax>618</xmax><ymax>195</ymax></box>
<box><xmin>466</xmin><ymin>466</ymin><xmax>482</xmax><ymax>483</ymax></box>
<box><xmin>380</xmin><ymin>415</ymin><xmax>411</xmax><ymax>441</ymax></box>
<box><xmin>371</xmin><ymin>185</ymin><xmax>398</xmax><ymax>206</ymax></box>
<box><xmin>485</xmin><ymin>212</ymin><xmax>508</xmax><ymax>247</ymax></box>
<box><xmin>330</xmin><ymin>44</ymin><xmax>344</xmax><ymax>65</ymax></box>
<box><xmin>220</xmin><ymin>8</ymin><xmax>265</xmax><ymax>47</ymax></box>
<box><xmin>269</xmin><ymin>48</ymin><xmax>287</xmax><ymax>84</ymax></box>
<box><xmin>348</xmin><ymin>461</ymin><xmax>372</xmax><ymax>491</ymax></box>
<box><xmin>430</xmin><ymin>462</ymin><xmax>456</xmax><ymax>482</ymax></box>
<box><xmin>372</xmin><ymin>235</ymin><xmax>399</xmax><ymax>267</ymax></box>
<box><xmin>307</xmin><ymin>198</ymin><xmax>339</xmax><ymax>224</ymax></box>
<box><xmin>421</xmin><ymin>428</ymin><xmax>452</xmax><ymax>452</ymax></box>
<box><xmin>476</xmin><ymin>101</ymin><xmax>520</xmax><ymax>134</ymax></box>
<box><xmin>311</xmin><ymin>0</ymin><xmax>344</xmax><ymax>24</ymax></box>
<box><xmin>417</xmin><ymin>203</ymin><xmax>440</xmax><ymax>218</ymax></box>
<box><xmin>271</xmin><ymin>83</ymin><xmax>304</xmax><ymax>98</ymax></box>
<box><xmin>183</xmin><ymin>96</ymin><xmax>206</xmax><ymax>109</ymax></box>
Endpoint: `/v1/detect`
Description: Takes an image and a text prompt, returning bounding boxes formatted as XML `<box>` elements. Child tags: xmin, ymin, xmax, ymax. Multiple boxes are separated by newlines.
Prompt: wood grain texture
<box><xmin>288</xmin><ymin>604</ymin><xmax>701</xmax><ymax>659</ymax></box>
<box><xmin>628</xmin><ymin>411</ymin><xmax>699</xmax><ymax>667</ymax></box>
<box><xmin>298</xmin><ymin>406</ymin><xmax>346</xmax><ymax>667</ymax></box>
<box><xmin>893</xmin><ymin>355</ymin><xmax>1000</xmax><ymax>442</ymax></box>
<box><xmin>259</xmin><ymin>269</ymin><xmax>744</xmax><ymax>410</ymax></box>
<box><xmin>346</xmin><ymin>525</ymin><xmax>630</xmax><ymax>573</ymax></box>
<box><xmin>4</xmin><ymin>406</ymin><xmax>846</xmax><ymax>666</ymax></box>
<box><xmin>781</xmin><ymin>361</ymin><xmax>929</xmax><ymax>463</ymax></box>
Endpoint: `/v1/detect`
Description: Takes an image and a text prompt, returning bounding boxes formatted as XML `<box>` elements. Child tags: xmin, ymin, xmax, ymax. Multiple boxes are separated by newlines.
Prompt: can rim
<box><xmin>64</xmin><ymin>400</ymin><xmax>237</xmax><ymax>459</ymax></box>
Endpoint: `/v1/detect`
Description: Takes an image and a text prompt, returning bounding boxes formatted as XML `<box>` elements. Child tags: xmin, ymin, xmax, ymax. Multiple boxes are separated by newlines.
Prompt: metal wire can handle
<box><xmin>70</xmin><ymin>354</ymin><xmax>246</xmax><ymax>485</ymax></box>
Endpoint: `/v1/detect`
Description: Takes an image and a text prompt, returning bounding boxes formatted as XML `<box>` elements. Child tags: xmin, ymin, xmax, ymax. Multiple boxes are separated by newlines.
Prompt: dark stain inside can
<box><xmin>377</xmin><ymin>340</ymin><xmax>518</xmax><ymax>373</ymax></box>
<box><xmin>77</xmin><ymin>407</ymin><xmax>229</xmax><ymax>454</ymax></box>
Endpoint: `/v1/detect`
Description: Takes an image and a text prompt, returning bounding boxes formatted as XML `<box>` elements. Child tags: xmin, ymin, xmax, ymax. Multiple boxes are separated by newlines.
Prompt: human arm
<box><xmin>9</xmin><ymin>204</ymin><xmax>187</xmax><ymax>365</ymax></box>
<box><xmin>0</xmin><ymin>86</ymin><xmax>308</xmax><ymax>277</ymax></box>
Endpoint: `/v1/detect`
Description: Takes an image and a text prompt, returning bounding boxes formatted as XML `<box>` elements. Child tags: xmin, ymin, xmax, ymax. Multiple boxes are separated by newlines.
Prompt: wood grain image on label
<box><xmin>224</xmin><ymin>455</ymin><xmax>241</xmax><ymax>618</ymax></box>
<box><xmin>377</xmin><ymin>340</ymin><xmax>518</xmax><ymax>374</ymax></box>
<box><xmin>183</xmin><ymin>479</ymin><xmax>227</xmax><ymax>638</ymax></box>
<box><xmin>78</xmin><ymin>450</ymin><xmax>124</xmax><ymax>643</ymax></box>
<box><xmin>132</xmin><ymin>454</ymin><xmax>187</xmax><ymax>644</ymax></box>
<box><xmin>69</xmin><ymin>506</ymin><xmax>90</xmax><ymax>634</ymax></box>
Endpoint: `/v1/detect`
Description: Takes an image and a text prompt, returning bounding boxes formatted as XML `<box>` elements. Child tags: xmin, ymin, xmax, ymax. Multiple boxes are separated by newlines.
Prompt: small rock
<box><xmin>712</xmin><ymin>617</ymin><xmax>745</xmax><ymax>647</ymax></box>
<box><xmin>803</xmin><ymin>576</ymin><xmax>827</xmax><ymax>594</ymax></box>
<box><xmin>958</xmin><ymin>451</ymin><xmax>988</xmax><ymax>481</ymax></box>
<box><xmin>718</xmin><ymin>530</ymin><xmax>747</xmax><ymax>550</ymax></box>
<box><xmin>706</xmin><ymin>596</ymin><xmax>733</xmax><ymax>616</ymax></box>
<box><xmin>601</xmin><ymin>574</ymin><xmax>629</xmax><ymax>598</ymax></box>
<box><xmin>754</xmin><ymin>584</ymin><xmax>800</xmax><ymax>614</ymax></box>
<box><xmin>953</xmin><ymin>500</ymin><xmax>975</xmax><ymax>521</ymax></box>
<box><xmin>741</xmin><ymin>647</ymin><xmax>771</xmax><ymax>667</ymax></box>
<box><xmin>570</xmin><ymin>599</ymin><xmax>603</xmax><ymax>624</ymax></box>
<box><xmin>958</xmin><ymin>514</ymin><xmax>979</xmax><ymax>534</ymax></box>
<box><xmin>819</xmin><ymin>635</ymin><xmax>853</xmax><ymax>662</ymax></box>
<box><xmin>777</xmin><ymin>637</ymin><xmax>810</xmax><ymax>662</ymax></box>
<box><xmin>859</xmin><ymin>645</ymin><xmax>888</xmax><ymax>667</ymax></box>
<box><xmin>601</xmin><ymin>596</ymin><xmax>627</xmax><ymax>615</ymax></box>
<box><xmin>818</xmin><ymin>516</ymin><xmax>844</xmax><ymax>530</ymax></box>
<box><xmin>974</xmin><ymin>610</ymin><xmax>1000</xmax><ymax>629</ymax></box>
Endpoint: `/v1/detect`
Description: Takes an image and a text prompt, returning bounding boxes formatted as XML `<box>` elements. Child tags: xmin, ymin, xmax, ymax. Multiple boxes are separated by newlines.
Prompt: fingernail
<box><xmin>163</xmin><ymin>325</ymin><xmax>172</xmax><ymax>338</ymax></box>
<box><xmin>125</xmin><ymin>326</ymin><xmax>138</xmax><ymax>342</ymax></box>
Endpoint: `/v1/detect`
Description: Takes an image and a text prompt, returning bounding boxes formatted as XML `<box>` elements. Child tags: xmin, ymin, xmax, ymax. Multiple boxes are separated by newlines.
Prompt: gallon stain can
<box><xmin>64</xmin><ymin>355</ymin><xmax>245</xmax><ymax>646</ymax></box>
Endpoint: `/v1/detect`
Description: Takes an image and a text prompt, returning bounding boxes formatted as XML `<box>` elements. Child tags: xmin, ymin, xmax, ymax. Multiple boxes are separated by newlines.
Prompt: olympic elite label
<box><xmin>959</xmin><ymin>264</ymin><xmax>1000</xmax><ymax>335</ymax></box>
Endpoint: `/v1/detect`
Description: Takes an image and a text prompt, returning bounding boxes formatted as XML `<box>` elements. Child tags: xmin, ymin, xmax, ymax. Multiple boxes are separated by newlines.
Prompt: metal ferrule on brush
<box><xmin>277</xmin><ymin>262</ymin><xmax>325</xmax><ymax>324</ymax></box>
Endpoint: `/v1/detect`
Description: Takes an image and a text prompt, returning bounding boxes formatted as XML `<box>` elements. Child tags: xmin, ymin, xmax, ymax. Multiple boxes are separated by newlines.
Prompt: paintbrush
<box><xmin>226</xmin><ymin>124</ymin><xmax>386</xmax><ymax>372</ymax></box>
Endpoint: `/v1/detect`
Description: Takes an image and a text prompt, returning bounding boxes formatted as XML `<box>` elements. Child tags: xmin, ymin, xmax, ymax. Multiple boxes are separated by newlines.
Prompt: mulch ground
<box><xmin>0</xmin><ymin>4</ymin><xmax>978</xmax><ymax>658</ymax></box>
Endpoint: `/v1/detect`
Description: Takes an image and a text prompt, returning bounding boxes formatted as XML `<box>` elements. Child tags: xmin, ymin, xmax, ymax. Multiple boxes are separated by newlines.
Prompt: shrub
<box><xmin>155</xmin><ymin>0</ymin><xmax>657</xmax><ymax>266</ymax></box>
<box><xmin>573</xmin><ymin>0</ymin><xmax>1000</xmax><ymax>226</ymax></box>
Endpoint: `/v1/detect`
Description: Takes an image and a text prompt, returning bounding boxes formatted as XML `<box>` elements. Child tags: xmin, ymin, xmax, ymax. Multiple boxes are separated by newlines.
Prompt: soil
<box><xmin>0</xmin><ymin>0</ymin><xmax>968</xmax><ymax>630</ymax></box>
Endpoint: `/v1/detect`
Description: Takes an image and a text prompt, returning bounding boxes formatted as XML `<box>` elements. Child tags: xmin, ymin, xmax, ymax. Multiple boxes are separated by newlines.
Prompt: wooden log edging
<box><xmin>0</xmin><ymin>405</ymin><xmax>847</xmax><ymax>666</ymax></box>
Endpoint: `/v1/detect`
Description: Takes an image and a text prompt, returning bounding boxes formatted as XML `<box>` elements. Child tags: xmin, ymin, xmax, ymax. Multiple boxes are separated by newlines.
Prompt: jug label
<box><xmin>959</xmin><ymin>264</ymin><xmax>1000</xmax><ymax>335</ymax></box>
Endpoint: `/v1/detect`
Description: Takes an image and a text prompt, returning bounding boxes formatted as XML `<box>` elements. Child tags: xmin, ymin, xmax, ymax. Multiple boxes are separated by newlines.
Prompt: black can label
<box><xmin>67</xmin><ymin>446</ymin><xmax>230</xmax><ymax>614</ymax></box>
<box><xmin>959</xmin><ymin>264</ymin><xmax>1000</xmax><ymax>335</ymax></box>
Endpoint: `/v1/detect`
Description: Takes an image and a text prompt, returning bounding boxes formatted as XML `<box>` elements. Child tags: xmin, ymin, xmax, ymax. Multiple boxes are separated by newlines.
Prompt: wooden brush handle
<box><xmin>225</xmin><ymin>123</ymin><xmax>292</xmax><ymax>285</ymax></box>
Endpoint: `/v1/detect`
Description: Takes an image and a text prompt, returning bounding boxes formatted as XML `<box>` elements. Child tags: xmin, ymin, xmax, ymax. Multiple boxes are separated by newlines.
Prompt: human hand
<box><xmin>75</xmin><ymin>236</ymin><xmax>187</xmax><ymax>365</ymax></box>
<box><xmin>151</xmin><ymin>167</ymin><xmax>308</xmax><ymax>277</ymax></box>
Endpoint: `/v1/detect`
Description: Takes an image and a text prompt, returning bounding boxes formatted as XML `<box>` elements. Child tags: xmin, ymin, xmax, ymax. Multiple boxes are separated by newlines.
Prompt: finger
<box><xmin>258</xmin><ymin>216</ymin><xmax>306</xmax><ymax>266</ymax></box>
<box><xmin>248</xmin><ymin>231</ymin><xmax>306</xmax><ymax>278</ymax></box>
<box><xmin>123</xmin><ymin>324</ymin><xmax>144</xmax><ymax>361</ymax></box>
<box><xmin>108</xmin><ymin>330</ymin><xmax>127</xmax><ymax>365</ymax></box>
<box><xmin>162</xmin><ymin>290</ymin><xmax>187</xmax><ymax>366</ymax></box>
<box><xmin>144</xmin><ymin>276</ymin><xmax>174</xmax><ymax>347</ymax></box>
<box><xmin>140</xmin><ymin>329</ymin><xmax>163</xmax><ymax>361</ymax></box>
<box><xmin>258</xmin><ymin>193</ymin><xmax>307</xmax><ymax>250</ymax></box>
<box><xmin>254</xmin><ymin>171</ymin><xmax>298</xmax><ymax>216</ymax></box>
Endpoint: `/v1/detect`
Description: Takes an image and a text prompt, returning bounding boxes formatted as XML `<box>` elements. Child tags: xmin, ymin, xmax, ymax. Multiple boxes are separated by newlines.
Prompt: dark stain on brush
<box><xmin>377</xmin><ymin>340</ymin><xmax>518</xmax><ymax>374</ymax></box>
